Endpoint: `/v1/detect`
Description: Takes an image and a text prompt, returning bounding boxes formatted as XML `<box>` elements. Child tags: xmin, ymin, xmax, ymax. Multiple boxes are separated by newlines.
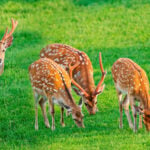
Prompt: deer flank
<box><xmin>29</xmin><ymin>58</ymin><xmax>84</xmax><ymax>130</ymax></box>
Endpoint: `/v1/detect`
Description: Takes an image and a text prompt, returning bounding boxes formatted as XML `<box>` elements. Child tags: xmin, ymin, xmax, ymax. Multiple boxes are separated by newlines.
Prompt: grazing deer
<box><xmin>0</xmin><ymin>18</ymin><xmax>18</xmax><ymax>75</ymax></box>
<box><xmin>112</xmin><ymin>58</ymin><xmax>150</xmax><ymax>132</ymax></box>
<box><xmin>29</xmin><ymin>58</ymin><xmax>84</xmax><ymax>130</ymax></box>
<box><xmin>40</xmin><ymin>44</ymin><xmax>106</xmax><ymax>115</ymax></box>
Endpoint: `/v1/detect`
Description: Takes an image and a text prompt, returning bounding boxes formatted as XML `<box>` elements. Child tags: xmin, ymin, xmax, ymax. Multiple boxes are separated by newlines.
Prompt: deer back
<box><xmin>40</xmin><ymin>43</ymin><xmax>95</xmax><ymax>94</ymax></box>
<box><xmin>29</xmin><ymin>58</ymin><xmax>72</xmax><ymax>98</ymax></box>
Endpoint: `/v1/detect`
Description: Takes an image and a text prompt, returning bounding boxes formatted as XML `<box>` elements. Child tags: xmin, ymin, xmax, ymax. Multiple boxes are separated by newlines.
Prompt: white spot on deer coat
<box><xmin>54</xmin><ymin>58</ymin><xmax>59</xmax><ymax>62</ymax></box>
<box><xmin>79</xmin><ymin>56</ymin><xmax>82</xmax><ymax>61</ymax></box>
<box><xmin>41</xmin><ymin>53</ymin><xmax>44</xmax><ymax>57</ymax></box>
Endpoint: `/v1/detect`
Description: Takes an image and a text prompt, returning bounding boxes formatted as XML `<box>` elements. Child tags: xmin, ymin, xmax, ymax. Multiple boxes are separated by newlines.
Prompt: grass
<box><xmin>0</xmin><ymin>0</ymin><xmax>150</xmax><ymax>149</ymax></box>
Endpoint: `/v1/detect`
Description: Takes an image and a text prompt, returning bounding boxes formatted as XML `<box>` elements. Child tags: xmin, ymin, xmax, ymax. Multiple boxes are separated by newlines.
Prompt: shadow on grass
<box><xmin>0</xmin><ymin>0</ymin><xmax>41</xmax><ymax>5</ymax></box>
<box><xmin>0</xmin><ymin>30</ymin><xmax>44</xmax><ymax>49</ymax></box>
<box><xmin>73</xmin><ymin>0</ymin><xmax>117</xmax><ymax>6</ymax></box>
<box><xmin>72</xmin><ymin>0</ymin><xmax>150</xmax><ymax>7</ymax></box>
<box><xmin>14</xmin><ymin>30</ymin><xmax>44</xmax><ymax>48</ymax></box>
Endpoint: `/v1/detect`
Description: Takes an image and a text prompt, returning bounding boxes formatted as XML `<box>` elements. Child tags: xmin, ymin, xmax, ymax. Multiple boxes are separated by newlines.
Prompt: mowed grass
<box><xmin>0</xmin><ymin>0</ymin><xmax>150</xmax><ymax>149</ymax></box>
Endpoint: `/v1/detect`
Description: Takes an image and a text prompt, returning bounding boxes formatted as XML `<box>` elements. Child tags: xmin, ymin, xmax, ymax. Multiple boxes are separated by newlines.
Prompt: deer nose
<box><xmin>89</xmin><ymin>111</ymin><xmax>96</xmax><ymax>115</ymax></box>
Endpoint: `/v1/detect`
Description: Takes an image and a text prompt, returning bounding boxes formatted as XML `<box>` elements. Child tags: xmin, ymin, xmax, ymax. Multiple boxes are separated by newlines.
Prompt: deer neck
<box><xmin>58</xmin><ymin>89</ymin><xmax>78</xmax><ymax>111</ymax></box>
<box><xmin>144</xmin><ymin>93</ymin><xmax>150</xmax><ymax>109</ymax></box>
<box><xmin>139</xmin><ymin>89</ymin><xmax>150</xmax><ymax>109</ymax></box>
<box><xmin>59</xmin><ymin>76</ymin><xmax>78</xmax><ymax>110</ymax></box>
<box><xmin>74</xmin><ymin>65</ymin><xmax>95</xmax><ymax>95</ymax></box>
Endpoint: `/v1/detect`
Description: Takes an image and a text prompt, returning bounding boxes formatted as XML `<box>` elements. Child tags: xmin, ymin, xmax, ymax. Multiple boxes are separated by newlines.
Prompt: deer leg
<box><xmin>139</xmin><ymin>102</ymin><xmax>143</xmax><ymax>129</ymax></box>
<box><xmin>35</xmin><ymin>103</ymin><xmax>38</xmax><ymax>130</ymax></box>
<box><xmin>48</xmin><ymin>96</ymin><xmax>55</xmax><ymax>131</ymax></box>
<box><xmin>133</xmin><ymin>109</ymin><xmax>137</xmax><ymax>133</ymax></box>
<box><xmin>139</xmin><ymin>114</ymin><xmax>142</xmax><ymax>129</ymax></box>
<box><xmin>122</xmin><ymin>95</ymin><xmax>133</xmax><ymax>129</ymax></box>
<box><xmin>51</xmin><ymin>103</ymin><xmax>55</xmax><ymax>130</ymax></box>
<box><xmin>116</xmin><ymin>90</ymin><xmax>123</xmax><ymax>128</ymax></box>
<box><xmin>39</xmin><ymin>96</ymin><xmax>50</xmax><ymax>128</ymax></box>
<box><xmin>60</xmin><ymin>107</ymin><xmax>65</xmax><ymax>127</ymax></box>
<box><xmin>130</xmin><ymin>96</ymin><xmax>137</xmax><ymax>132</ymax></box>
<box><xmin>33</xmin><ymin>91</ymin><xmax>40</xmax><ymax>130</ymax></box>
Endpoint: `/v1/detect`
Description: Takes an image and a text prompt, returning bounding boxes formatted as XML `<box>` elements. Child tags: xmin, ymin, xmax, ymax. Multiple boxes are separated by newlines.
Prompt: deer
<box><xmin>29</xmin><ymin>58</ymin><xmax>85</xmax><ymax>130</ymax></box>
<box><xmin>112</xmin><ymin>58</ymin><xmax>150</xmax><ymax>132</ymax></box>
<box><xmin>0</xmin><ymin>18</ymin><xmax>18</xmax><ymax>75</ymax></box>
<box><xmin>40</xmin><ymin>44</ymin><xmax>106</xmax><ymax>115</ymax></box>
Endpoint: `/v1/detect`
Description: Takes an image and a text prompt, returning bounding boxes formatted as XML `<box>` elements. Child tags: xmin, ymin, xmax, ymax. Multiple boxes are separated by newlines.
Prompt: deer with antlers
<box><xmin>0</xmin><ymin>18</ymin><xmax>18</xmax><ymax>75</ymax></box>
<box><xmin>29</xmin><ymin>58</ymin><xmax>84</xmax><ymax>130</ymax></box>
<box><xmin>40</xmin><ymin>44</ymin><xmax>106</xmax><ymax>115</ymax></box>
<box><xmin>112</xmin><ymin>58</ymin><xmax>150</xmax><ymax>132</ymax></box>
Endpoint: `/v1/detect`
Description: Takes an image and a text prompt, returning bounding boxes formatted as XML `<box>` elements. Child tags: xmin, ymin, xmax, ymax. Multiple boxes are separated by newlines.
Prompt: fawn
<box><xmin>0</xmin><ymin>18</ymin><xmax>18</xmax><ymax>75</ymax></box>
<box><xmin>40</xmin><ymin>44</ymin><xmax>106</xmax><ymax>115</ymax></box>
<box><xmin>112</xmin><ymin>58</ymin><xmax>150</xmax><ymax>132</ymax></box>
<box><xmin>29</xmin><ymin>58</ymin><xmax>84</xmax><ymax>130</ymax></box>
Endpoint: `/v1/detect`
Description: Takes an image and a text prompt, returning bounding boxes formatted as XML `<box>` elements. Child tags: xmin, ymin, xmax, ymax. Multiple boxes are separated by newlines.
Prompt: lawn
<box><xmin>0</xmin><ymin>0</ymin><xmax>150</xmax><ymax>149</ymax></box>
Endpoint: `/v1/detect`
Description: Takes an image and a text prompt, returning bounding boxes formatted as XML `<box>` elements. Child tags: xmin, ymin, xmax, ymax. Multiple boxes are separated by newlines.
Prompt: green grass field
<box><xmin>0</xmin><ymin>0</ymin><xmax>150</xmax><ymax>149</ymax></box>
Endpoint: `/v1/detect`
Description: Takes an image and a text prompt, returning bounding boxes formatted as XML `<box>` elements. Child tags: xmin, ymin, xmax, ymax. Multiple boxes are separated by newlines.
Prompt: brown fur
<box><xmin>0</xmin><ymin>18</ymin><xmax>18</xmax><ymax>76</ymax></box>
<box><xmin>40</xmin><ymin>44</ymin><xmax>106</xmax><ymax>114</ymax></box>
<box><xmin>29</xmin><ymin>58</ymin><xmax>84</xmax><ymax>130</ymax></box>
<box><xmin>112</xmin><ymin>58</ymin><xmax>150</xmax><ymax>132</ymax></box>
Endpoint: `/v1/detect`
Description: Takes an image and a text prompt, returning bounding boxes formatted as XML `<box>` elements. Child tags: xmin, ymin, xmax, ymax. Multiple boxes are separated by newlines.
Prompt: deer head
<box><xmin>134</xmin><ymin>99</ymin><xmax>150</xmax><ymax>131</ymax></box>
<box><xmin>67</xmin><ymin>106</ymin><xmax>84</xmax><ymax>128</ymax></box>
<box><xmin>134</xmin><ymin>107</ymin><xmax>150</xmax><ymax>131</ymax></box>
<box><xmin>0</xmin><ymin>18</ymin><xmax>18</xmax><ymax>75</ymax></box>
<box><xmin>69</xmin><ymin>53</ymin><xmax>106</xmax><ymax>114</ymax></box>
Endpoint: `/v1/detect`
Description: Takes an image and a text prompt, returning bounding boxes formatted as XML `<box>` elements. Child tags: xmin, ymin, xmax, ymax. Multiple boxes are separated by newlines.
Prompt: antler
<box><xmin>94</xmin><ymin>52</ymin><xmax>107</xmax><ymax>95</ymax></box>
<box><xmin>69</xmin><ymin>61</ymin><xmax>80</xmax><ymax>79</ymax></box>
<box><xmin>1</xmin><ymin>18</ymin><xmax>18</xmax><ymax>42</ymax></box>
<box><xmin>69</xmin><ymin>61</ymin><xmax>90</xmax><ymax>98</ymax></box>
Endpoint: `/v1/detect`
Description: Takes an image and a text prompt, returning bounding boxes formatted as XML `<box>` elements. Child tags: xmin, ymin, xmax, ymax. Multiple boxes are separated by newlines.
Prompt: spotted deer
<box><xmin>40</xmin><ymin>44</ymin><xmax>106</xmax><ymax>115</ymax></box>
<box><xmin>0</xmin><ymin>18</ymin><xmax>18</xmax><ymax>75</ymax></box>
<box><xmin>29</xmin><ymin>58</ymin><xmax>84</xmax><ymax>130</ymax></box>
<box><xmin>112</xmin><ymin>58</ymin><xmax>150</xmax><ymax>132</ymax></box>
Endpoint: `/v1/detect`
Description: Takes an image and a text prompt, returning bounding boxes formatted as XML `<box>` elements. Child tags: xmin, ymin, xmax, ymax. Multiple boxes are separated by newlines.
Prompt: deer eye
<box><xmin>74</xmin><ymin>119</ymin><xmax>79</xmax><ymax>122</ymax></box>
<box><xmin>2</xmin><ymin>49</ymin><xmax>5</xmax><ymax>52</ymax></box>
<box><xmin>85</xmin><ymin>103</ymin><xmax>88</xmax><ymax>106</ymax></box>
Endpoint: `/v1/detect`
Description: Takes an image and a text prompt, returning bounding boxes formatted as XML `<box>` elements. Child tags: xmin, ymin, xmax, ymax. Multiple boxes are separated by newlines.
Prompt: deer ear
<box><xmin>73</xmin><ymin>88</ymin><xmax>85</xmax><ymax>96</ymax></box>
<box><xmin>4</xmin><ymin>36</ymin><xmax>13</xmax><ymax>48</ymax></box>
<box><xmin>134</xmin><ymin>105</ymin><xmax>144</xmax><ymax>114</ymax></box>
